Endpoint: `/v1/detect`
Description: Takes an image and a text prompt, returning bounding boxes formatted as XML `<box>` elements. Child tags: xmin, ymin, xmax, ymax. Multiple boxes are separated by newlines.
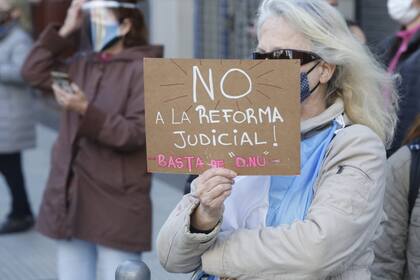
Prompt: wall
<box><xmin>149</xmin><ymin>0</ymin><xmax>195</xmax><ymax>58</ymax></box>
<box><xmin>337</xmin><ymin>0</ymin><xmax>356</xmax><ymax>20</ymax></box>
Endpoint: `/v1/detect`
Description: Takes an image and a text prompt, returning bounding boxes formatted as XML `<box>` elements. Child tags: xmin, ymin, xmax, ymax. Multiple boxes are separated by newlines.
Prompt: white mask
<box><xmin>387</xmin><ymin>0</ymin><xmax>420</xmax><ymax>25</ymax></box>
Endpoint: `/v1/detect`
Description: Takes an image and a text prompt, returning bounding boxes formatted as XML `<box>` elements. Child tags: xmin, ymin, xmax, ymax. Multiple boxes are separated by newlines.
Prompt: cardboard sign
<box><xmin>144</xmin><ymin>58</ymin><xmax>301</xmax><ymax>175</ymax></box>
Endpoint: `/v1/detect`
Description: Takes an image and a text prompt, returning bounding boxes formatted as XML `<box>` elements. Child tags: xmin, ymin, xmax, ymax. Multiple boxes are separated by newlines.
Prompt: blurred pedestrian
<box><xmin>21</xmin><ymin>0</ymin><xmax>162</xmax><ymax>279</ymax></box>
<box><xmin>157</xmin><ymin>0</ymin><xmax>398</xmax><ymax>279</ymax></box>
<box><xmin>382</xmin><ymin>0</ymin><xmax>420</xmax><ymax>155</ymax></box>
<box><xmin>327</xmin><ymin>0</ymin><xmax>367</xmax><ymax>44</ymax></box>
<box><xmin>0</xmin><ymin>0</ymin><xmax>35</xmax><ymax>234</ymax></box>
<box><xmin>372</xmin><ymin>115</ymin><xmax>420</xmax><ymax>279</ymax></box>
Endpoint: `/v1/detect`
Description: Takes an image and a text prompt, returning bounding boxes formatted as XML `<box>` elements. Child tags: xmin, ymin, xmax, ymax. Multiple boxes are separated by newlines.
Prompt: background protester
<box><xmin>0</xmin><ymin>0</ymin><xmax>35</xmax><ymax>234</ymax></box>
<box><xmin>372</xmin><ymin>115</ymin><xmax>420</xmax><ymax>279</ymax></box>
<box><xmin>157</xmin><ymin>0</ymin><xmax>398</xmax><ymax>279</ymax></box>
<box><xmin>327</xmin><ymin>0</ymin><xmax>367</xmax><ymax>44</ymax></box>
<box><xmin>21</xmin><ymin>0</ymin><xmax>162</xmax><ymax>279</ymax></box>
<box><xmin>382</xmin><ymin>0</ymin><xmax>420</xmax><ymax>155</ymax></box>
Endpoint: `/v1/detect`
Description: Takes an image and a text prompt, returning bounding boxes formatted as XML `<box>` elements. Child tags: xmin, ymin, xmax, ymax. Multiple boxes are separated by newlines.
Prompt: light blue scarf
<box><xmin>266</xmin><ymin>122</ymin><xmax>338</xmax><ymax>226</ymax></box>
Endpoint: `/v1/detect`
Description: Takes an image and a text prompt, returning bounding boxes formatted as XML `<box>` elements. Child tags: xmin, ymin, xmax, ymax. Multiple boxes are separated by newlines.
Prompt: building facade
<box><xmin>149</xmin><ymin>0</ymin><xmax>398</xmax><ymax>59</ymax></box>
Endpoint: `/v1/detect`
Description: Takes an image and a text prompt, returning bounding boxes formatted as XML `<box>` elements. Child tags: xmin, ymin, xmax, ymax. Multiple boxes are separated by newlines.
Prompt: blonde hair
<box><xmin>257</xmin><ymin>0</ymin><xmax>399</xmax><ymax>147</ymax></box>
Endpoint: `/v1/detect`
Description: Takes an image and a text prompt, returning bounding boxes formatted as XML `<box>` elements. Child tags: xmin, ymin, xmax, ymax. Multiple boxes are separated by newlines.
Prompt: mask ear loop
<box><xmin>324</xmin><ymin>68</ymin><xmax>340</xmax><ymax>102</ymax></box>
<box><xmin>306</xmin><ymin>60</ymin><xmax>322</xmax><ymax>94</ymax></box>
<box><xmin>306</xmin><ymin>60</ymin><xmax>321</xmax><ymax>74</ymax></box>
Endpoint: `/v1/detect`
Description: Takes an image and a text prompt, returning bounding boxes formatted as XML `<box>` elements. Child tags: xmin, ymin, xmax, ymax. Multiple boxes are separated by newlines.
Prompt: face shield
<box><xmin>81</xmin><ymin>0</ymin><xmax>140</xmax><ymax>52</ymax></box>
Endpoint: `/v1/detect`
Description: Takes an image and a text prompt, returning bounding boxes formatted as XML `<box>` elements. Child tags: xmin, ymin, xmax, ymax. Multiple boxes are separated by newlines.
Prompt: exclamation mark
<box><xmin>273</xmin><ymin>126</ymin><xmax>278</xmax><ymax>147</ymax></box>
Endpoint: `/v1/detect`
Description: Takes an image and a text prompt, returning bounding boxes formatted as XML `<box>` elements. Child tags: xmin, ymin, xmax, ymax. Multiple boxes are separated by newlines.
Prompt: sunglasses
<box><xmin>252</xmin><ymin>49</ymin><xmax>321</xmax><ymax>65</ymax></box>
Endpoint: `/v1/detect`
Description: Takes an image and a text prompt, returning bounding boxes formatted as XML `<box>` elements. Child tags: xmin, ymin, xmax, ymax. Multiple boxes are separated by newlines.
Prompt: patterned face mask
<box><xmin>300</xmin><ymin>61</ymin><xmax>321</xmax><ymax>103</ymax></box>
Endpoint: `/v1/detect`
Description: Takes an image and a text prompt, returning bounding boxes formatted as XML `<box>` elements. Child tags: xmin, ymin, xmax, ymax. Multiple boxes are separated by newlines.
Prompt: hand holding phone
<box><xmin>51</xmin><ymin>71</ymin><xmax>74</xmax><ymax>94</ymax></box>
<box><xmin>51</xmin><ymin>77</ymin><xmax>88</xmax><ymax>115</ymax></box>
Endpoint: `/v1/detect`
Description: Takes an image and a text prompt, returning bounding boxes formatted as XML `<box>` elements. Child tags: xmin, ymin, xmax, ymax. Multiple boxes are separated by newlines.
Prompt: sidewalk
<box><xmin>0</xmin><ymin>125</ymin><xmax>191</xmax><ymax>280</ymax></box>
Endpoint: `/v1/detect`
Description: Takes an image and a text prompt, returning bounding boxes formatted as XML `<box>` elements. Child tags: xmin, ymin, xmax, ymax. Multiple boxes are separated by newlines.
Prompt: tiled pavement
<box><xmin>0</xmin><ymin>125</ymin><xmax>192</xmax><ymax>280</ymax></box>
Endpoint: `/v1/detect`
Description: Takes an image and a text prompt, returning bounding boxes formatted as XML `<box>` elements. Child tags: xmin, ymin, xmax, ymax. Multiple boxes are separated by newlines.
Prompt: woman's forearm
<box><xmin>21</xmin><ymin>24</ymin><xmax>74</xmax><ymax>92</ymax></box>
<box><xmin>157</xmin><ymin>194</ymin><xmax>220</xmax><ymax>273</ymax></box>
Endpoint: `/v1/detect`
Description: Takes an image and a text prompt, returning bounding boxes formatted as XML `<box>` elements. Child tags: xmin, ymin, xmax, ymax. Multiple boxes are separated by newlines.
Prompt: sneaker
<box><xmin>0</xmin><ymin>215</ymin><xmax>35</xmax><ymax>235</ymax></box>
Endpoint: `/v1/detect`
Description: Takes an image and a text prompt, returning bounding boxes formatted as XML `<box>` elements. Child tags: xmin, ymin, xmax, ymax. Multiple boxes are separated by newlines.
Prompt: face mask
<box><xmin>300</xmin><ymin>61</ymin><xmax>321</xmax><ymax>103</ymax></box>
<box><xmin>90</xmin><ymin>20</ymin><xmax>121</xmax><ymax>52</ymax></box>
<box><xmin>387</xmin><ymin>0</ymin><xmax>420</xmax><ymax>25</ymax></box>
<box><xmin>82</xmin><ymin>1</ymin><xmax>141</xmax><ymax>53</ymax></box>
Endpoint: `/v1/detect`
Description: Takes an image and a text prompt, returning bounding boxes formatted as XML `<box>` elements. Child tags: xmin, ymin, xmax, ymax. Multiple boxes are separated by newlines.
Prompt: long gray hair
<box><xmin>257</xmin><ymin>0</ymin><xmax>398</xmax><ymax>147</ymax></box>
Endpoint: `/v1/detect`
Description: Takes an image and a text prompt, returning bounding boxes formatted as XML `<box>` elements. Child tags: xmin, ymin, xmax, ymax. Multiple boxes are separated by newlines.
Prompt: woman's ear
<box><xmin>319</xmin><ymin>62</ymin><xmax>336</xmax><ymax>84</ymax></box>
<box><xmin>120</xmin><ymin>18</ymin><xmax>132</xmax><ymax>37</ymax></box>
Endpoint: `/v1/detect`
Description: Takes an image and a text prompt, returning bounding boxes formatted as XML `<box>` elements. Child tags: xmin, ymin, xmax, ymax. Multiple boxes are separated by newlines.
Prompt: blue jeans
<box><xmin>58</xmin><ymin>238</ymin><xmax>142</xmax><ymax>280</ymax></box>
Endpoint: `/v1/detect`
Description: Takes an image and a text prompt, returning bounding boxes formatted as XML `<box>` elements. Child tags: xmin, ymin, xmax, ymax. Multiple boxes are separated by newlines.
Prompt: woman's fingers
<box><xmin>200</xmin><ymin>184</ymin><xmax>233</xmax><ymax>206</ymax></box>
<box><xmin>52</xmin><ymin>83</ymin><xmax>67</xmax><ymax>95</ymax></box>
<box><xmin>71</xmin><ymin>82</ymin><xmax>81</xmax><ymax>94</ymax></box>
<box><xmin>207</xmin><ymin>190</ymin><xmax>232</xmax><ymax>209</ymax></box>
<box><xmin>195</xmin><ymin>168</ymin><xmax>236</xmax><ymax>210</ymax></box>
<box><xmin>198</xmin><ymin>168</ymin><xmax>237</xmax><ymax>185</ymax></box>
<box><xmin>52</xmin><ymin>84</ymin><xmax>71</xmax><ymax>107</ymax></box>
<box><xmin>196</xmin><ymin>175</ymin><xmax>233</xmax><ymax>194</ymax></box>
<box><xmin>54</xmin><ymin>91</ymin><xmax>64</xmax><ymax>106</ymax></box>
<box><xmin>206</xmin><ymin>175</ymin><xmax>235</xmax><ymax>186</ymax></box>
<box><xmin>191</xmin><ymin>170</ymin><xmax>236</xmax><ymax>230</ymax></box>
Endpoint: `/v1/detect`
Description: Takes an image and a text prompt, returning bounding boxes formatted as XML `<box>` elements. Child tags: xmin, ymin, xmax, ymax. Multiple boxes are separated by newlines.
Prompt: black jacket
<box><xmin>378</xmin><ymin>29</ymin><xmax>420</xmax><ymax>155</ymax></box>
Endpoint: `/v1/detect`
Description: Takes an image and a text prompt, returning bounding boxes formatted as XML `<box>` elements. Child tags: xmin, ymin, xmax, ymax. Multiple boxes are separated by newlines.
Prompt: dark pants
<box><xmin>0</xmin><ymin>152</ymin><xmax>32</xmax><ymax>219</ymax></box>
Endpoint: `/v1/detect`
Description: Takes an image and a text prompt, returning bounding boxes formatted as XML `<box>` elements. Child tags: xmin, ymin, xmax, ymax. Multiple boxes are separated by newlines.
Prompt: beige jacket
<box><xmin>372</xmin><ymin>146</ymin><xmax>420</xmax><ymax>280</ymax></box>
<box><xmin>157</xmin><ymin>99</ymin><xmax>387</xmax><ymax>280</ymax></box>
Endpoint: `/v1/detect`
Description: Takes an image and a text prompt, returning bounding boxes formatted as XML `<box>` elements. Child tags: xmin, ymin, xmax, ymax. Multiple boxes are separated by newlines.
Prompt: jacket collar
<box><xmin>388</xmin><ymin>27</ymin><xmax>420</xmax><ymax>63</ymax></box>
<box><xmin>301</xmin><ymin>98</ymin><xmax>346</xmax><ymax>135</ymax></box>
<box><xmin>407</xmin><ymin>28</ymin><xmax>420</xmax><ymax>53</ymax></box>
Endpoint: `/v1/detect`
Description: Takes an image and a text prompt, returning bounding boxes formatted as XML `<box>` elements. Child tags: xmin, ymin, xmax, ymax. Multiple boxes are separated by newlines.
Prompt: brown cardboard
<box><xmin>144</xmin><ymin>58</ymin><xmax>300</xmax><ymax>175</ymax></box>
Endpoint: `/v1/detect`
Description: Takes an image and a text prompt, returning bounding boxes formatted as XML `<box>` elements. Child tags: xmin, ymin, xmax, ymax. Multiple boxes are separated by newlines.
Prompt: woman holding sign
<box><xmin>157</xmin><ymin>0</ymin><xmax>398</xmax><ymax>279</ymax></box>
<box><xmin>21</xmin><ymin>0</ymin><xmax>162</xmax><ymax>279</ymax></box>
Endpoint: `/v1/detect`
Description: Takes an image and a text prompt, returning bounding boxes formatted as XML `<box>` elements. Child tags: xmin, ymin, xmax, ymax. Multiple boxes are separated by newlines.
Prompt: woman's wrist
<box><xmin>190</xmin><ymin>205</ymin><xmax>220</xmax><ymax>232</ymax></box>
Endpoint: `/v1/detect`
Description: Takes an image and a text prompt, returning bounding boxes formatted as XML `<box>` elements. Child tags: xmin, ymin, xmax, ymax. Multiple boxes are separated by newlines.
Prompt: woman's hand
<box><xmin>52</xmin><ymin>83</ymin><xmax>88</xmax><ymax>115</ymax></box>
<box><xmin>59</xmin><ymin>0</ymin><xmax>85</xmax><ymax>38</ymax></box>
<box><xmin>191</xmin><ymin>168</ymin><xmax>237</xmax><ymax>232</ymax></box>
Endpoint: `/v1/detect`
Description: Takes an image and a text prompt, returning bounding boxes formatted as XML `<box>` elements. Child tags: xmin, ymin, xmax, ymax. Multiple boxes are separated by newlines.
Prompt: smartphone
<box><xmin>51</xmin><ymin>71</ymin><xmax>74</xmax><ymax>94</ymax></box>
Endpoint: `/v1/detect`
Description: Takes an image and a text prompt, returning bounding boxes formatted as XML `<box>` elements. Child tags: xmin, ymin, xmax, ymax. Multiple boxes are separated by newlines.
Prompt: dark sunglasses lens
<box><xmin>252</xmin><ymin>52</ymin><xmax>266</xmax><ymax>60</ymax></box>
<box><xmin>252</xmin><ymin>50</ymin><xmax>319</xmax><ymax>64</ymax></box>
<box><xmin>301</xmin><ymin>55</ymin><xmax>318</xmax><ymax>65</ymax></box>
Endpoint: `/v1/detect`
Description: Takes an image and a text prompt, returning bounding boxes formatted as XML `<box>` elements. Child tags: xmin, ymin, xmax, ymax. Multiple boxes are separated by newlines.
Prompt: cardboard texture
<box><xmin>144</xmin><ymin>58</ymin><xmax>300</xmax><ymax>175</ymax></box>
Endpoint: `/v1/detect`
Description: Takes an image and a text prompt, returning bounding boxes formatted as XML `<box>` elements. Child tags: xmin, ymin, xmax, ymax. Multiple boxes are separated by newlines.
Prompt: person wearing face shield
<box><xmin>380</xmin><ymin>0</ymin><xmax>420</xmax><ymax>156</ymax></box>
<box><xmin>21</xmin><ymin>1</ymin><xmax>163</xmax><ymax>279</ymax></box>
<box><xmin>0</xmin><ymin>0</ymin><xmax>35</xmax><ymax>235</ymax></box>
